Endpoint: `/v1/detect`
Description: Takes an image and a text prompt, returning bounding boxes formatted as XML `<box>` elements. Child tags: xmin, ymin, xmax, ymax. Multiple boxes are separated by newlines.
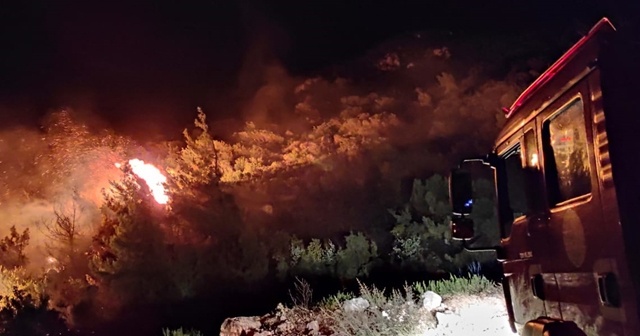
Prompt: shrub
<box><xmin>412</xmin><ymin>274</ymin><xmax>500</xmax><ymax>297</ymax></box>
<box><xmin>286</xmin><ymin>232</ymin><xmax>379</xmax><ymax>280</ymax></box>
<box><xmin>389</xmin><ymin>207</ymin><xmax>463</xmax><ymax>273</ymax></box>
<box><xmin>321</xmin><ymin>280</ymin><xmax>434</xmax><ymax>336</ymax></box>
<box><xmin>0</xmin><ymin>270</ymin><xmax>71</xmax><ymax>336</ymax></box>
<box><xmin>289</xmin><ymin>277</ymin><xmax>313</xmax><ymax>309</ymax></box>
<box><xmin>0</xmin><ymin>226</ymin><xmax>29</xmax><ymax>269</ymax></box>
<box><xmin>0</xmin><ymin>268</ymin><xmax>44</xmax><ymax>306</ymax></box>
<box><xmin>289</xmin><ymin>237</ymin><xmax>336</xmax><ymax>277</ymax></box>
<box><xmin>335</xmin><ymin>232</ymin><xmax>379</xmax><ymax>280</ymax></box>
<box><xmin>162</xmin><ymin>327</ymin><xmax>203</xmax><ymax>336</ymax></box>
<box><xmin>319</xmin><ymin>290</ymin><xmax>355</xmax><ymax>310</ymax></box>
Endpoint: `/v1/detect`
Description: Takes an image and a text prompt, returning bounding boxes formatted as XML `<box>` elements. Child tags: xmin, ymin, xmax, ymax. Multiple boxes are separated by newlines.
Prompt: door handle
<box><xmin>530</xmin><ymin>274</ymin><xmax>545</xmax><ymax>300</ymax></box>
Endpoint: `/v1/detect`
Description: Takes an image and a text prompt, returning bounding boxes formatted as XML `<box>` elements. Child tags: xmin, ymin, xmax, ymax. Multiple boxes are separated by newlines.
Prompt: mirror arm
<box><xmin>460</xmin><ymin>238</ymin><xmax>500</xmax><ymax>252</ymax></box>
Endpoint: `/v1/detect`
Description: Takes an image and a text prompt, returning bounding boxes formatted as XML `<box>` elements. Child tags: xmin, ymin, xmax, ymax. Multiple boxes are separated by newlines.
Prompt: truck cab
<box><xmin>450</xmin><ymin>17</ymin><xmax>640</xmax><ymax>335</ymax></box>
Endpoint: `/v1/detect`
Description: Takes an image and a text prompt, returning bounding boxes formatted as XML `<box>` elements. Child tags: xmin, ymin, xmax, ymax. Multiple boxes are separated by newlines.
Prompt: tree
<box><xmin>0</xmin><ymin>260</ymin><xmax>71</xmax><ymax>336</ymax></box>
<box><xmin>37</xmin><ymin>201</ymin><xmax>84</xmax><ymax>265</ymax></box>
<box><xmin>89</xmin><ymin>165</ymin><xmax>171</xmax><ymax>305</ymax></box>
<box><xmin>335</xmin><ymin>232</ymin><xmax>379</xmax><ymax>280</ymax></box>
<box><xmin>165</xmin><ymin>108</ymin><xmax>219</xmax><ymax>191</ymax></box>
<box><xmin>410</xmin><ymin>175</ymin><xmax>451</xmax><ymax>220</ymax></box>
<box><xmin>390</xmin><ymin>176</ymin><xmax>468</xmax><ymax>273</ymax></box>
<box><xmin>0</xmin><ymin>227</ymin><xmax>29</xmax><ymax>269</ymax></box>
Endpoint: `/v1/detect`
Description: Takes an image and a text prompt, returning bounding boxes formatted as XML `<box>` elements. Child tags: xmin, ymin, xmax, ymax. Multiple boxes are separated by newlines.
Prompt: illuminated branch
<box><xmin>37</xmin><ymin>201</ymin><xmax>82</xmax><ymax>261</ymax></box>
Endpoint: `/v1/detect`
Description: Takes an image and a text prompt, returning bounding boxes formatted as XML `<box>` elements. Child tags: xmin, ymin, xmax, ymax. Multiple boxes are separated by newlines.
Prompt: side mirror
<box><xmin>451</xmin><ymin>216</ymin><xmax>474</xmax><ymax>240</ymax></box>
<box><xmin>449</xmin><ymin>156</ymin><xmax>497</xmax><ymax>242</ymax></box>
<box><xmin>449</xmin><ymin>168</ymin><xmax>475</xmax><ymax>240</ymax></box>
<box><xmin>450</xmin><ymin>168</ymin><xmax>473</xmax><ymax>215</ymax></box>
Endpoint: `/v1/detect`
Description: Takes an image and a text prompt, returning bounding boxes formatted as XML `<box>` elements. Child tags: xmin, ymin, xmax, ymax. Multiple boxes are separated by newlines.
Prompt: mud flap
<box><xmin>522</xmin><ymin>317</ymin><xmax>587</xmax><ymax>336</ymax></box>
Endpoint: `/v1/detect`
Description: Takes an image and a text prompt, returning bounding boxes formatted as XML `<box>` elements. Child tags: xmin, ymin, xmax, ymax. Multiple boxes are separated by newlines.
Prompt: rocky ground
<box><xmin>219</xmin><ymin>291</ymin><xmax>515</xmax><ymax>336</ymax></box>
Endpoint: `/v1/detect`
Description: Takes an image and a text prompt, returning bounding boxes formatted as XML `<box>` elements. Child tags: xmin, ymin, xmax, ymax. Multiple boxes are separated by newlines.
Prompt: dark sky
<box><xmin>0</xmin><ymin>0</ymin><xmax>628</xmax><ymax>138</ymax></box>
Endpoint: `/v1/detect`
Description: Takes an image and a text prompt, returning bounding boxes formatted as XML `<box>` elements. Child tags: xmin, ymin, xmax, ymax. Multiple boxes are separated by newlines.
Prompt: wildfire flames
<box><xmin>127</xmin><ymin>159</ymin><xmax>169</xmax><ymax>204</ymax></box>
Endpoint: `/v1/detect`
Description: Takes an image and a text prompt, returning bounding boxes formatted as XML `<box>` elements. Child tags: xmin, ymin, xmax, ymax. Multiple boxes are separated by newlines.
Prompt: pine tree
<box><xmin>89</xmin><ymin>165</ymin><xmax>170</xmax><ymax>304</ymax></box>
<box><xmin>0</xmin><ymin>226</ymin><xmax>30</xmax><ymax>269</ymax></box>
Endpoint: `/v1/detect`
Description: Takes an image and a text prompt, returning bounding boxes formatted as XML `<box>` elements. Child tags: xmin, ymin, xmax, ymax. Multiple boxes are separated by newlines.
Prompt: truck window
<box><xmin>543</xmin><ymin>97</ymin><xmax>592</xmax><ymax>205</ymax></box>
<box><xmin>503</xmin><ymin>144</ymin><xmax>529</xmax><ymax>220</ymax></box>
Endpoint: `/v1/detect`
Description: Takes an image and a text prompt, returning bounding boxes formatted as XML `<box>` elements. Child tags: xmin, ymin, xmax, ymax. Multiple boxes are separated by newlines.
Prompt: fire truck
<box><xmin>449</xmin><ymin>17</ymin><xmax>640</xmax><ymax>335</ymax></box>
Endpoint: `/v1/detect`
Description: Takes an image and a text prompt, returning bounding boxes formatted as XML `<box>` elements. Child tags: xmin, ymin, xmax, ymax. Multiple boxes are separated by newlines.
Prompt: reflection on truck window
<box><xmin>523</xmin><ymin>129</ymin><xmax>539</xmax><ymax>169</ymax></box>
<box><xmin>503</xmin><ymin>144</ymin><xmax>528</xmax><ymax>221</ymax></box>
<box><xmin>543</xmin><ymin>97</ymin><xmax>591</xmax><ymax>205</ymax></box>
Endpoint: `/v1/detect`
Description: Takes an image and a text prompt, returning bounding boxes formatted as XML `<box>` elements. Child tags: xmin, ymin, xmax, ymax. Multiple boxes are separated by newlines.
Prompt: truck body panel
<box><xmin>485</xmin><ymin>17</ymin><xmax>640</xmax><ymax>335</ymax></box>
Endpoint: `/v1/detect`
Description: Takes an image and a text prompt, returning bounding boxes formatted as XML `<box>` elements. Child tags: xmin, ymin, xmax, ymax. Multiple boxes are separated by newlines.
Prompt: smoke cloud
<box><xmin>0</xmin><ymin>109</ymin><xmax>138</xmax><ymax>270</ymax></box>
<box><xmin>0</xmin><ymin>18</ymin><xmax>546</xmax><ymax>267</ymax></box>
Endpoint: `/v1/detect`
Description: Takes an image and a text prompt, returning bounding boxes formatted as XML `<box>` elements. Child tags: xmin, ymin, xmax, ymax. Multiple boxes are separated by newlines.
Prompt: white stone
<box><xmin>306</xmin><ymin>320</ymin><xmax>319</xmax><ymax>332</ymax></box>
<box><xmin>342</xmin><ymin>297</ymin><xmax>370</xmax><ymax>312</ymax></box>
<box><xmin>219</xmin><ymin>316</ymin><xmax>261</xmax><ymax>336</ymax></box>
<box><xmin>422</xmin><ymin>291</ymin><xmax>442</xmax><ymax>310</ymax></box>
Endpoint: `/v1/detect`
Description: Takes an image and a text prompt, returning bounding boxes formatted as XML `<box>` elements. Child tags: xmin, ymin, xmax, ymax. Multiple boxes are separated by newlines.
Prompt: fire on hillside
<box><xmin>116</xmin><ymin>159</ymin><xmax>169</xmax><ymax>205</ymax></box>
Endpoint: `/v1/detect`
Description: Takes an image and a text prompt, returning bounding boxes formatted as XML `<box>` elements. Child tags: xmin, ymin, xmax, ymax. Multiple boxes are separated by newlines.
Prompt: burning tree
<box><xmin>89</xmin><ymin>164</ymin><xmax>171</xmax><ymax>305</ymax></box>
<box><xmin>0</xmin><ymin>226</ymin><xmax>29</xmax><ymax>269</ymax></box>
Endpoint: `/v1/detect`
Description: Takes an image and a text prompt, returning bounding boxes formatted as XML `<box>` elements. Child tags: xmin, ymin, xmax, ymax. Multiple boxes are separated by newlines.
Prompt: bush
<box><xmin>0</xmin><ymin>270</ymin><xmax>71</xmax><ymax>336</ymax></box>
<box><xmin>0</xmin><ymin>268</ymin><xmax>43</xmax><ymax>303</ymax></box>
<box><xmin>286</xmin><ymin>232</ymin><xmax>379</xmax><ymax>280</ymax></box>
<box><xmin>162</xmin><ymin>327</ymin><xmax>204</xmax><ymax>336</ymax></box>
<box><xmin>412</xmin><ymin>274</ymin><xmax>501</xmax><ymax>297</ymax></box>
<box><xmin>318</xmin><ymin>290</ymin><xmax>354</xmax><ymax>310</ymax></box>
<box><xmin>389</xmin><ymin>207</ymin><xmax>463</xmax><ymax>273</ymax></box>
<box><xmin>335</xmin><ymin>232</ymin><xmax>379</xmax><ymax>280</ymax></box>
<box><xmin>289</xmin><ymin>277</ymin><xmax>314</xmax><ymax>309</ymax></box>
<box><xmin>0</xmin><ymin>226</ymin><xmax>29</xmax><ymax>269</ymax></box>
<box><xmin>289</xmin><ymin>237</ymin><xmax>336</xmax><ymax>277</ymax></box>
<box><xmin>321</xmin><ymin>280</ymin><xmax>434</xmax><ymax>336</ymax></box>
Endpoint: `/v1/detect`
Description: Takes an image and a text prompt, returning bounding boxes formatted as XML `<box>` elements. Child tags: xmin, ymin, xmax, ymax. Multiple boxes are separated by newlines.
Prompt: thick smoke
<box><xmin>230</xmin><ymin>31</ymin><xmax>526</xmax><ymax>178</ymax></box>
<box><xmin>0</xmin><ymin>20</ymin><xmax>544</xmax><ymax>267</ymax></box>
<box><xmin>0</xmin><ymin>110</ymin><xmax>136</xmax><ymax>270</ymax></box>
<box><xmin>194</xmin><ymin>28</ymin><xmax>539</xmax><ymax>237</ymax></box>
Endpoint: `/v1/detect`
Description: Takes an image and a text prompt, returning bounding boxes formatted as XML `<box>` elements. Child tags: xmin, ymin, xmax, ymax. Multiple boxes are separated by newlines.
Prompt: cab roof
<box><xmin>503</xmin><ymin>17</ymin><xmax>616</xmax><ymax>119</ymax></box>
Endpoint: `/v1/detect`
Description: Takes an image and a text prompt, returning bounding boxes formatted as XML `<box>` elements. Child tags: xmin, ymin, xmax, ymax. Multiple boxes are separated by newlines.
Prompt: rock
<box><xmin>306</xmin><ymin>320</ymin><xmax>319</xmax><ymax>333</ymax></box>
<box><xmin>220</xmin><ymin>316</ymin><xmax>262</xmax><ymax>336</ymax></box>
<box><xmin>435</xmin><ymin>311</ymin><xmax>462</xmax><ymax>327</ymax></box>
<box><xmin>422</xmin><ymin>291</ymin><xmax>442</xmax><ymax>310</ymax></box>
<box><xmin>414</xmin><ymin>311</ymin><xmax>438</xmax><ymax>333</ymax></box>
<box><xmin>342</xmin><ymin>297</ymin><xmax>370</xmax><ymax>312</ymax></box>
<box><xmin>275</xmin><ymin>320</ymin><xmax>295</xmax><ymax>333</ymax></box>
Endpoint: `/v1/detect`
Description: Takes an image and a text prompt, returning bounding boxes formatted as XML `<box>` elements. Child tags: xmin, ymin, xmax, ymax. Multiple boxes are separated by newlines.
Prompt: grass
<box><xmin>320</xmin><ymin>280</ymin><xmax>431</xmax><ymax>336</ymax></box>
<box><xmin>161</xmin><ymin>327</ymin><xmax>204</xmax><ymax>336</ymax></box>
<box><xmin>412</xmin><ymin>274</ymin><xmax>501</xmax><ymax>297</ymax></box>
<box><xmin>218</xmin><ymin>275</ymin><xmax>502</xmax><ymax>336</ymax></box>
<box><xmin>314</xmin><ymin>275</ymin><xmax>501</xmax><ymax>336</ymax></box>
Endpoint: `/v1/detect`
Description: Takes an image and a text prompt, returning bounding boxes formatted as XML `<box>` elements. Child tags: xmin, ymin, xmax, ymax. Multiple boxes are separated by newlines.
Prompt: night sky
<box><xmin>0</xmin><ymin>0</ymin><xmax>631</xmax><ymax>138</ymax></box>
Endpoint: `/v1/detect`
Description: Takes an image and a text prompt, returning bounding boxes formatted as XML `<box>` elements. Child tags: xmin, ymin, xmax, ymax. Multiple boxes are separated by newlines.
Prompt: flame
<box><xmin>128</xmin><ymin>159</ymin><xmax>169</xmax><ymax>204</ymax></box>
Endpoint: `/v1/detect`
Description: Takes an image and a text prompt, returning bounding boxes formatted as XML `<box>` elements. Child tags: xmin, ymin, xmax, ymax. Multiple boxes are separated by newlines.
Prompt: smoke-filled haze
<box><xmin>0</xmin><ymin>0</ymin><xmax>629</xmax><ymax>275</ymax></box>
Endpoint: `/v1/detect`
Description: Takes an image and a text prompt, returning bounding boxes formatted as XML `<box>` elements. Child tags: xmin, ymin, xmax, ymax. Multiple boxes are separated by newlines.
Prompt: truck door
<box><xmin>498</xmin><ymin>120</ymin><xmax>563</xmax><ymax>328</ymax></box>
<box><xmin>536</xmin><ymin>79</ymin><xmax>613</xmax><ymax>331</ymax></box>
